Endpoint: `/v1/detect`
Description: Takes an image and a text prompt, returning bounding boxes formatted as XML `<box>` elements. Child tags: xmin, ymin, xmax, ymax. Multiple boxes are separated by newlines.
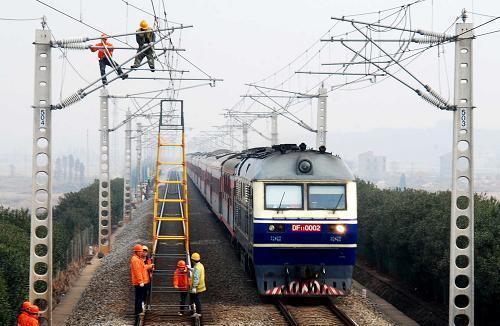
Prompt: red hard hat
<box><xmin>133</xmin><ymin>244</ymin><xmax>143</xmax><ymax>252</ymax></box>
<box><xmin>101</xmin><ymin>33</ymin><xmax>108</xmax><ymax>39</ymax></box>
<box><xmin>22</xmin><ymin>301</ymin><xmax>31</xmax><ymax>311</ymax></box>
<box><xmin>177</xmin><ymin>260</ymin><xmax>186</xmax><ymax>268</ymax></box>
<box><xmin>28</xmin><ymin>305</ymin><xmax>40</xmax><ymax>314</ymax></box>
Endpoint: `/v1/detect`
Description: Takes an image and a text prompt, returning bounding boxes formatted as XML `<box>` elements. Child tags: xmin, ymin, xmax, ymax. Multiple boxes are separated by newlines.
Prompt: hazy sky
<box><xmin>1</xmin><ymin>0</ymin><xmax>499</xmax><ymax>175</ymax></box>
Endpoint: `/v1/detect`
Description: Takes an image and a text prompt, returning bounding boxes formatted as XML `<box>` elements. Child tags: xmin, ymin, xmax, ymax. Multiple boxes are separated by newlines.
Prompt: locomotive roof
<box><xmin>188</xmin><ymin>145</ymin><xmax>354</xmax><ymax>181</ymax></box>
<box><xmin>238</xmin><ymin>150</ymin><xmax>354</xmax><ymax>181</ymax></box>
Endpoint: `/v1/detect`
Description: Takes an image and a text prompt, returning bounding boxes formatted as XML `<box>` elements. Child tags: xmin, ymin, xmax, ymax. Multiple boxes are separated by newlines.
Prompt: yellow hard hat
<box><xmin>191</xmin><ymin>252</ymin><xmax>200</xmax><ymax>261</ymax></box>
<box><xmin>140</xmin><ymin>20</ymin><xmax>149</xmax><ymax>29</ymax></box>
<box><xmin>142</xmin><ymin>245</ymin><xmax>149</xmax><ymax>252</ymax></box>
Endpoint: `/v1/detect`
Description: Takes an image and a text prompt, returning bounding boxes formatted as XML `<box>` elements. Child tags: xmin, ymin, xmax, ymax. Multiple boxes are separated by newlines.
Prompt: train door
<box><xmin>219</xmin><ymin>175</ymin><xmax>223</xmax><ymax>214</ymax></box>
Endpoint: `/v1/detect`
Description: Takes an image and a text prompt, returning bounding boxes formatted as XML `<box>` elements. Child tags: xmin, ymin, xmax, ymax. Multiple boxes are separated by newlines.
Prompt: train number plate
<box><xmin>291</xmin><ymin>224</ymin><xmax>321</xmax><ymax>232</ymax></box>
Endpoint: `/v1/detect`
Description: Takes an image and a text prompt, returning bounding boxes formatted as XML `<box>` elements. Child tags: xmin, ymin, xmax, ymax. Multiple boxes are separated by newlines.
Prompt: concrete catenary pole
<box><xmin>270</xmin><ymin>113</ymin><xmax>278</xmax><ymax>145</ymax></box>
<box><xmin>30</xmin><ymin>27</ymin><xmax>53</xmax><ymax>324</ymax></box>
<box><xmin>242</xmin><ymin>123</ymin><xmax>249</xmax><ymax>150</ymax></box>
<box><xmin>136</xmin><ymin>123</ymin><xmax>143</xmax><ymax>201</ymax></box>
<box><xmin>449</xmin><ymin>19</ymin><xmax>474</xmax><ymax>326</ymax></box>
<box><xmin>123</xmin><ymin>110</ymin><xmax>132</xmax><ymax>223</ymax></box>
<box><xmin>98</xmin><ymin>89</ymin><xmax>111</xmax><ymax>255</ymax></box>
<box><xmin>316</xmin><ymin>84</ymin><xmax>327</xmax><ymax>149</ymax></box>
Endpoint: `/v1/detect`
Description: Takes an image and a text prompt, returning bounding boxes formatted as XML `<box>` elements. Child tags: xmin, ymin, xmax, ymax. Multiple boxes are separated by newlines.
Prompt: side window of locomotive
<box><xmin>308</xmin><ymin>184</ymin><xmax>346</xmax><ymax>210</ymax></box>
<box><xmin>265</xmin><ymin>184</ymin><xmax>303</xmax><ymax>210</ymax></box>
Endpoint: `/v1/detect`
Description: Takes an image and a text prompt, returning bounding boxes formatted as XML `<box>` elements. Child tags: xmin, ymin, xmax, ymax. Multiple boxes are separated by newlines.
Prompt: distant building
<box><xmin>399</xmin><ymin>173</ymin><xmax>407</xmax><ymax>189</ymax></box>
<box><xmin>358</xmin><ymin>151</ymin><xmax>386</xmax><ymax>181</ymax></box>
<box><xmin>440</xmin><ymin>152</ymin><xmax>452</xmax><ymax>180</ymax></box>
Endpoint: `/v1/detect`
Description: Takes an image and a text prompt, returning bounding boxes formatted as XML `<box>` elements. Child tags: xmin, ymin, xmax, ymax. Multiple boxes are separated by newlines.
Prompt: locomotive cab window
<box><xmin>308</xmin><ymin>184</ymin><xmax>346</xmax><ymax>210</ymax></box>
<box><xmin>265</xmin><ymin>184</ymin><xmax>303</xmax><ymax>210</ymax></box>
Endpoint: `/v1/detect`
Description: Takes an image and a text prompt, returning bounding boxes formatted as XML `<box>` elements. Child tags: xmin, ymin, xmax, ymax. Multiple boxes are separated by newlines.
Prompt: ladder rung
<box><xmin>155</xmin><ymin>217</ymin><xmax>186</xmax><ymax>221</ymax></box>
<box><xmin>157</xmin><ymin>180</ymin><xmax>183</xmax><ymax>184</ymax></box>
<box><xmin>158</xmin><ymin>161</ymin><xmax>184</xmax><ymax>165</ymax></box>
<box><xmin>157</xmin><ymin>235</ymin><xmax>186</xmax><ymax>240</ymax></box>
<box><xmin>159</xmin><ymin>143</ymin><xmax>183</xmax><ymax>147</ymax></box>
<box><xmin>158</xmin><ymin>198</ymin><xmax>185</xmax><ymax>203</ymax></box>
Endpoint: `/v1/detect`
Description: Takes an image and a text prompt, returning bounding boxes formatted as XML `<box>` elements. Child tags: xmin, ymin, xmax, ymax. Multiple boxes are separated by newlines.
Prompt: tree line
<box><xmin>0</xmin><ymin>178</ymin><xmax>124</xmax><ymax>325</ymax></box>
<box><xmin>356</xmin><ymin>180</ymin><xmax>500</xmax><ymax>326</ymax></box>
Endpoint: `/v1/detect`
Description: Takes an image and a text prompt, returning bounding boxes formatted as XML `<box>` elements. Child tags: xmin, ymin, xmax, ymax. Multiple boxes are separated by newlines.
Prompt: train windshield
<box><xmin>265</xmin><ymin>184</ymin><xmax>303</xmax><ymax>209</ymax></box>
<box><xmin>308</xmin><ymin>185</ymin><xmax>346</xmax><ymax>210</ymax></box>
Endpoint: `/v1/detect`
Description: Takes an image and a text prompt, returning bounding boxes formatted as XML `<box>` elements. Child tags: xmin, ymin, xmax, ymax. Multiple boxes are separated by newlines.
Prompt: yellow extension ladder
<box><xmin>152</xmin><ymin>100</ymin><xmax>190</xmax><ymax>256</ymax></box>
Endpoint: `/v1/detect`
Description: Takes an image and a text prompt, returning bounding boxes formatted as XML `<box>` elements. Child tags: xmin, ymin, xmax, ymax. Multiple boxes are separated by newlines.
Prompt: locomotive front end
<box><xmin>247</xmin><ymin>149</ymin><xmax>357</xmax><ymax>296</ymax></box>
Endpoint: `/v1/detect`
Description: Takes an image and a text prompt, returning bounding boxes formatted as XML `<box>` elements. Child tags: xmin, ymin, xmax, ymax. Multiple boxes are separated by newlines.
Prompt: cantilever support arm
<box><xmin>53</xmin><ymin>33</ymin><xmax>171</xmax><ymax>110</ymax></box>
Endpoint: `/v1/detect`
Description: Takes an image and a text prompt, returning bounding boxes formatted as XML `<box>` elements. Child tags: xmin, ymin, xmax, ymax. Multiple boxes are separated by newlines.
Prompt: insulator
<box><xmin>412</xmin><ymin>36</ymin><xmax>444</xmax><ymax>44</ymax></box>
<box><xmin>54</xmin><ymin>90</ymin><xmax>86</xmax><ymax>110</ymax></box>
<box><xmin>417</xmin><ymin>90</ymin><xmax>449</xmax><ymax>110</ymax></box>
<box><xmin>55</xmin><ymin>37</ymin><xmax>89</xmax><ymax>45</ymax></box>
<box><xmin>58</xmin><ymin>43</ymin><xmax>88</xmax><ymax>50</ymax></box>
<box><xmin>425</xmin><ymin>85</ymin><xmax>452</xmax><ymax>106</ymax></box>
<box><xmin>416</xmin><ymin>29</ymin><xmax>452</xmax><ymax>40</ymax></box>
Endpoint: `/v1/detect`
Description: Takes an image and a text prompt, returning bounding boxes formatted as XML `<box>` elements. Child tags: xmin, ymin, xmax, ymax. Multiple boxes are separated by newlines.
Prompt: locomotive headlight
<box><xmin>330</xmin><ymin>224</ymin><xmax>347</xmax><ymax>234</ymax></box>
<box><xmin>268</xmin><ymin>224</ymin><xmax>284</xmax><ymax>232</ymax></box>
<box><xmin>298</xmin><ymin>159</ymin><xmax>312</xmax><ymax>174</ymax></box>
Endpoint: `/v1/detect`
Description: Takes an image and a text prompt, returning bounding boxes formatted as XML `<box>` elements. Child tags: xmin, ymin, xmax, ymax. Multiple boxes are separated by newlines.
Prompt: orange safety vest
<box><xmin>19</xmin><ymin>314</ymin><xmax>39</xmax><ymax>326</ymax></box>
<box><xmin>90</xmin><ymin>41</ymin><xmax>114</xmax><ymax>60</ymax></box>
<box><xmin>173</xmin><ymin>267</ymin><xmax>189</xmax><ymax>290</ymax></box>
<box><xmin>143</xmin><ymin>257</ymin><xmax>154</xmax><ymax>285</ymax></box>
<box><xmin>130</xmin><ymin>254</ymin><xmax>145</xmax><ymax>286</ymax></box>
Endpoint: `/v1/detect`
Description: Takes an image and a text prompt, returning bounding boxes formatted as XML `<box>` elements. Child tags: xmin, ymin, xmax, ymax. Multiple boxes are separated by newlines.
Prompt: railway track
<box><xmin>275</xmin><ymin>297</ymin><xmax>359</xmax><ymax>326</ymax></box>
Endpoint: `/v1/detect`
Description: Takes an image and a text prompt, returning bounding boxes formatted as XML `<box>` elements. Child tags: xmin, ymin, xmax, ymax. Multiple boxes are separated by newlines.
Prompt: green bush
<box><xmin>0</xmin><ymin>178</ymin><xmax>124</xmax><ymax>325</ymax></box>
<box><xmin>357</xmin><ymin>180</ymin><xmax>500</xmax><ymax>325</ymax></box>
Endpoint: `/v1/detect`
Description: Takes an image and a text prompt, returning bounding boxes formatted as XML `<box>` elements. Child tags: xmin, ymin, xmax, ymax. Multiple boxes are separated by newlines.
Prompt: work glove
<box><xmin>139</xmin><ymin>282</ymin><xmax>144</xmax><ymax>287</ymax></box>
<box><xmin>191</xmin><ymin>288</ymin><xmax>197</xmax><ymax>294</ymax></box>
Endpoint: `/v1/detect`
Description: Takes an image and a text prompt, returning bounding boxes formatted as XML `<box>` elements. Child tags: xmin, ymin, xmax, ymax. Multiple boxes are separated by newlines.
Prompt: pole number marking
<box><xmin>39</xmin><ymin>109</ymin><xmax>46</xmax><ymax>128</ymax></box>
<box><xmin>460</xmin><ymin>109</ymin><xmax>467</xmax><ymax>129</ymax></box>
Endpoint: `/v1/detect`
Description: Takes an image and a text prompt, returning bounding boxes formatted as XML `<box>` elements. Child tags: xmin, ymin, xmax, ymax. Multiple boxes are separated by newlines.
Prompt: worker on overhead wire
<box><xmin>90</xmin><ymin>33</ymin><xmax>128</xmax><ymax>85</ymax></box>
<box><xmin>131</xmin><ymin>244</ymin><xmax>147</xmax><ymax>325</ymax></box>
<box><xmin>17</xmin><ymin>301</ymin><xmax>31</xmax><ymax>325</ymax></box>
<box><xmin>173</xmin><ymin>260</ymin><xmax>190</xmax><ymax>316</ymax></box>
<box><xmin>189</xmin><ymin>252</ymin><xmax>205</xmax><ymax>318</ymax></box>
<box><xmin>142</xmin><ymin>245</ymin><xmax>154</xmax><ymax>310</ymax></box>
<box><xmin>131</xmin><ymin>20</ymin><xmax>156</xmax><ymax>72</ymax></box>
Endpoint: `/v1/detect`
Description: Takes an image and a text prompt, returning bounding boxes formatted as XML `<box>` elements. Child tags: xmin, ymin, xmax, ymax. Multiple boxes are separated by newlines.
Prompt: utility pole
<box><xmin>136</xmin><ymin>123</ymin><xmax>143</xmax><ymax>202</ymax></box>
<box><xmin>98</xmin><ymin>89</ymin><xmax>111</xmax><ymax>256</ymax></box>
<box><xmin>316</xmin><ymin>84</ymin><xmax>327</xmax><ymax>149</ymax></box>
<box><xmin>229</xmin><ymin>115</ymin><xmax>234</xmax><ymax>149</ymax></box>
<box><xmin>123</xmin><ymin>110</ymin><xmax>132</xmax><ymax>223</ymax></box>
<box><xmin>270</xmin><ymin>113</ymin><xmax>278</xmax><ymax>145</ymax></box>
<box><xmin>449</xmin><ymin>16</ymin><xmax>474</xmax><ymax>326</ymax></box>
<box><xmin>30</xmin><ymin>26</ymin><xmax>53</xmax><ymax>324</ymax></box>
<box><xmin>242</xmin><ymin>123</ymin><xmax>249</xmax><ymax>150</ymax></box>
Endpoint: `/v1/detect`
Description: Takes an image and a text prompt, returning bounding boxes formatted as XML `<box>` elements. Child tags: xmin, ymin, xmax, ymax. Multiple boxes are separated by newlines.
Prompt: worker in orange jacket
<box><xmin>17</xmin><ymin>301</ymin><xmax>31</xmax><ymax>325</ymax></box>
<box><xmin>90</xmin><ymin>33</ymin><xmax>128</xmax><ymax>85</ymax></box>
<box><xmin>142</xmin><ymin>245</ymin><xmax>154</xmax><ymax>309</ymax></box>
<box><xmin>173</xmin><ymin>260</ymin><xmax>190</xmax><ymax>315</ymax></box>
<box><xmin>18</xmin><ymin>305</ymin><xmax>40</xmax><ymax>326</ymax></box>
<box><xmin>131</xmin><ymin>244</ymin><xmax>147</xmax><ymax>325</ymax></box>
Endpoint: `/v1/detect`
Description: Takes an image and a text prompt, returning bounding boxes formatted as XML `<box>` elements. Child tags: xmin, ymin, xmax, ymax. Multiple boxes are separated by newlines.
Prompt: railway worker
<box><xmin>189</xmin><ymin>252</ymin><xmax>205</xmax><ymax>317</ymax></box>
<box><xmin>142</xmin><ymin>245</ymin><xmax>154</xmax><ymax>309</ymax></box>
<box><xmin>131</xmin><ymin>20</ymin><xmax>156</xmax><ymax>72</ymax></box>
<box><xmin>16</xmin><ymin>301</ymin><xmax>31</xmax><ymax>325</ymax></box>
<box><xmin>131</xmin><ymin>244</ymin><xmax>147</xmax><ymax>324</ymax></box>
<box><xmin>23</xmin><ymin>305</ymin><xmax>40</xmax><ymax>326</ymax></box>
<box><xmin>173</xmin><ymin>260</ymin><xmax>190</xmax><ymax>315</ymax></box>
<box><xmin>90</xmin><ymin>34</ymin><xmax>128</xmax><ymax>85</ymax></box>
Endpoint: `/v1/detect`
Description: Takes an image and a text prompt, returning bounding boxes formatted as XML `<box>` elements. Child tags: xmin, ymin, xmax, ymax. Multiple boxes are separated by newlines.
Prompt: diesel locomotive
<box><xmin>186</xmin><ymin>143</ymin><xmax>357</xmax><ymax>296</ymax></box>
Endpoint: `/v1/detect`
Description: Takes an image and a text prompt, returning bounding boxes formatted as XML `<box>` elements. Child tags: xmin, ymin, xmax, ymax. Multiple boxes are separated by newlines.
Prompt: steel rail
<box><xmin>275</xmin><ymin>299</ymin><xmax>299</xmax><ymax>326</ymax></box>
<box><xmin>326</xmin><ymin>297</ymin><xmax>359</xmax><ymax>326</ymax></box>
